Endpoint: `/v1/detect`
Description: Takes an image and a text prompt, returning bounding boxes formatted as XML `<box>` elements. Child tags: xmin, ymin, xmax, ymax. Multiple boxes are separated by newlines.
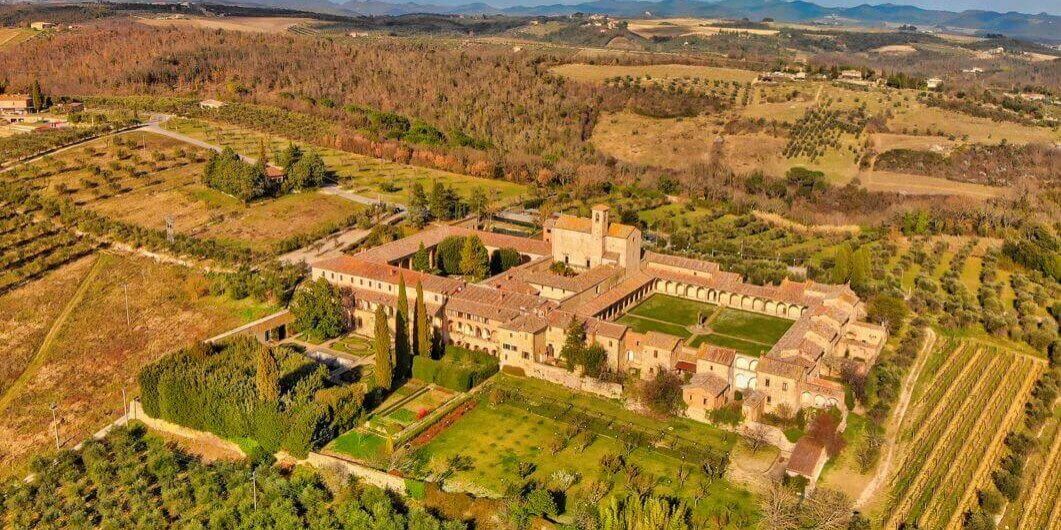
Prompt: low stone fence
<box><xmin>525</xmin><ymin>363</ymin><xmax>623</xmax><ymax>399</ymax></box>
<box><xmin>306</xmin><ymin>452</ymin><xmax>407</xmax><ymax>493</ymax></box>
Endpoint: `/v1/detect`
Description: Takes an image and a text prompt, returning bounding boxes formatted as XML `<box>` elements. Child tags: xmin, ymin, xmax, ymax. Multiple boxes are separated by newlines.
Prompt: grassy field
<box><xmin>687</xmin><ymin>333</ymin><xmax>770</xmax><ymax>357</ymax></box>
<box><xmin>411</xmin><ymin>374</ymin><xmax>754</xmax><ymax>523</ymax></box>
<box><xmin>0</xmin><ymin>253</ymin><xmax>275</xmax><ymax>477</ymax></box>
<box><xmin>881</xmin><ymin>341</ymin><xmax>1044</xmax><ymax>528</ymax></box>
<box><xmin>18</xmin><ymin>131</ymin><xmax>364</xmax><ymax>253</ymax></box>
<box><xmin>162</xmin><ymin>118</ymin><xmax>527</xmax><ymax>206</ymax></box>
<box><xmin>0</xmin><ymin>28</ymin><xmax>35</xmax><ymax>49</ymax></box>
<box><xmin>627</xmin><ymin>294</ymin><xmax>717</xmax><ymax>325</ymax></box>
<box><xmin>0</xmin><ymin>256</ymin><xmax>97</xmax><ymax>397</ymax></box>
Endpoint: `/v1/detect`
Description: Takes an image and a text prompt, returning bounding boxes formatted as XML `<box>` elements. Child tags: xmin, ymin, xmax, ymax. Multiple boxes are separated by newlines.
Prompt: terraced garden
<box><xmin>884</xmin><ymin>341</ymin><xmax>1045</xmax><ymax>529</ymax></box>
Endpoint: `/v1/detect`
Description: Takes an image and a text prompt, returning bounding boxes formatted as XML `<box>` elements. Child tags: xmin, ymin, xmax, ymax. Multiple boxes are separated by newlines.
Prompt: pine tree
<box><xmin>414</xmin><ymin>281</ymin><xmax>431</xmax><ymax>358</ymax></box>
<box><xmin>412</xmin><ymin>242</ymin><xmax>430</xmax><ymax>272</ymax></box>
<box><xmin>395</xmin><ymin>276</ymin><xmax>410</xmax><ymax>379</ymax></box>
<box><xmin>373</xmin><ymin>306</ymin><xmax>393</xmax><ymax>391</ymax></box>
<box><xmin>255</xmin><ymin>347</ymin><xmax>280</xmax><ymax>402</ymax></box>
<box><xmin>460</xmin><ymin>235</ymin><xmax>489</xmax><ymax>280</ymax></box>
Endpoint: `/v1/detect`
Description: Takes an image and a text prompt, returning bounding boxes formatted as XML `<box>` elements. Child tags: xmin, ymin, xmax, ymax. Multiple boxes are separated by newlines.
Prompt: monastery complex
<box><xmin>312</xmin><ymin>205</ymin><xmax>887</xmax><ymax>421</ymax></box>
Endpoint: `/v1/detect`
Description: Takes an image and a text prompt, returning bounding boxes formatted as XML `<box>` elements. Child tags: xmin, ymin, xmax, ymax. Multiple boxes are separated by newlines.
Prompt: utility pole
<box><xmin>49</xmin><ymin>403</ymin><xmax>59</xmax><ymax>450</ymax></box>
<box><xmin>251</xmin><ymin>469</ymin><xmax>258</xmax><ymax>511</ymax></box>
<box><xmin>122</xmin><ymin>387</ymin><xmax>128</xmax><ymax>421</ymax></box>
<box><xmin>123</xmin><ymin>283</ymin><xmax>131</xmax><ymax>327</ymax></box>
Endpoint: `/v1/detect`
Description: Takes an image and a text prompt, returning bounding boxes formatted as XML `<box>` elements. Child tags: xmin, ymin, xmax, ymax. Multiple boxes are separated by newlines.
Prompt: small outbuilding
<box><xmin>199</xmin><ymin>99</ymin><xmax>226</xmax><ymax>110</ymax></box>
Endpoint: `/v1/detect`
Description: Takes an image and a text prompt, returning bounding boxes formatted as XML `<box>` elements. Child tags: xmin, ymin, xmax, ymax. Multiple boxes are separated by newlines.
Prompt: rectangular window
<box><xmin>782</xmin><ymin>382</ymin><xmax>788</xmax><ymax>391</ymax></box>
<box><xmin>765</xmin><ymin>378</ymin><xmax>770</xmax><ymax>387</ymax></box>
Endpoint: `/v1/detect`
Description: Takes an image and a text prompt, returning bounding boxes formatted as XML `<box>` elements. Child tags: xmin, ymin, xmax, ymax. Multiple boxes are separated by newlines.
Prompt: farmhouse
<box><xmin>311</xmin><ymin>205</ymin><xmax>886</xmax><ymax>420</ymax></box>
<box><xmin>0</xmin><ymin>94</ymin><xmax>33</xmax><ymax>115</ymax></box>
<box><xmin>29</xmin><ymin>21</ymin><xmax>55</xmax><ymax>30</ymax></box>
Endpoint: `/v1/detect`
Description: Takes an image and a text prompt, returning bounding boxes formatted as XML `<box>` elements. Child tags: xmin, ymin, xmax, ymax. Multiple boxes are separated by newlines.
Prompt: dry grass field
<box><xmin>550</xmin><ymin>63</ymin><xmax>759</xmax><ymax>84</ymax></box>
<box><xmin>0</xmin><ymin>28</ymin><xmax>35</xmax><ymax>49</ymax></box>
<box><xmin>162</xmin><ymin>118</ymin><xmax>527</xmax><ymax>206</ymax></box>
<box><xmin>19</xmin><ymin>131</ymin><xmax>365</xmax><ymax>253</ymax></box>
<box><xmin>887</xmin><ymin>105</ymin><xmax>1061</xmax><ymax>144</ymax></box>
<box><xmin>0</xmin><ymin>256</ymin><xmax>96</xmax><ymax>398</ymax></box>
<box><xmin>0</xmin><ymin>253</ymin><xmax>275</xmax><ymax>477</ymax></box>
<box><xmin>625</xmin><ymin>18</ymin><xmax>779</xmax><ymax>38</ymax></box>
<box><xmin>860</xmin><ymin>171</ymin><xmax>1005</xmax><ymax>199</ymax></box>
<box><xmin>135</xmin><ymin>16</ymin><xmax>315</xmax><ymax>34</ymax></box>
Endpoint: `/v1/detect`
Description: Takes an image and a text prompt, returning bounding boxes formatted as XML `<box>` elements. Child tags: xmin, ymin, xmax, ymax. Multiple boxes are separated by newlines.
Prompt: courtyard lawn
<box><xmin>708</xmin><ymin>308</ymin><xmax>793</xmax><ymax>345</ymax></box>
<box><xmin>615</xmin><ymin>314</ymin><xmax>691</xmax><ymax>338</ymax></box>
<box><xmin>627</xmin><ymin>294</ymin><xmax>718</xmax><ymax>326</ymax></box>
<box><xmin>688</xmin><ymin>334</ymin><xmax>771</xmax><ymax>357</ymax></box>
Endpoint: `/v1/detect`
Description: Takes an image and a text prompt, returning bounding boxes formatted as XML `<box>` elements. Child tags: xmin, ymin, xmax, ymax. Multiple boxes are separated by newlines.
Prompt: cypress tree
<box><xmin>560</xmin><ymin>318</ymin><xmax>586</xmax><ymax>371</ymax></box>
<box><xmin>414</xmin><ymin>281</ymin><xmax>431</xmax><ymax>358</ymax></box>
<box><xmin>255</xmin><ymin>347</ymin><xmax>280</xmax><ymax>402</ymax></box>
<box><xmin>412</xmin><ymin>242</ymin><xmax>430</xmax><ymax>272</ymax></box>
<box><xmin>29</xmin><ymin>79</ymin><xmax>44</xmax><ymax>112</ymax></box>
<box><xmin>373</xmin><ymin>306</ymin><xmax>393</xmax><ymax>391</ymax></box>
<box><xmin>395</xmin><ymin>276</ymin><xmax>410</xmax><ymax>379</ymax></box>
<box><xmin>460</xmin><ymin>235</ymin><xmax>489</xmax><ymax>280</ymax></box>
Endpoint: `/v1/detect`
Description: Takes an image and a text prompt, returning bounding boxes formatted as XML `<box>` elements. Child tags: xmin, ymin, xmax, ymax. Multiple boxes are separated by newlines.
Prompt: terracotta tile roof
<box><xmin>312</xmin><ymin>255</ymin><xmax>463</xmax><ymax>295</ymax></box>
<box><xmin>693</xmin><ymin>345</ymin><xmax>737</xmax><ymax>366</ymax></box>
<box><xmin>355</xmin><ymin>225</ymin><xmax>550</xmax><ymax>264</ymax></box>
<box><xmin>551</xmin><ymin>214</ymin><xmax>638</xmax><ymax>239</ymax></box>
<box><xmin>644</xmin><ymin>331</ymin><xmax>681</xmax><ymax>352</ymax></box>
<box><xmin>576</xmin><ymin>271</ymin><xmax>655</xmax><ymax>317</ymax></box>
<box><xmin>347</xmin><ymin>287</ymin><xmax>444</xmax><ymax>317</ymax></box>
<box><xmin>804</xmin><ymin>377</ymin><xmax>845</xmax><ymax>400</ymax></box>
<box><xmin>501</xmin><ymin>313</ymin><xmax>550</xmax><ymax>334</ymax></box>
<box><xmin>757</xmin><ymin>357</ymin><xmax>806</xmax><ymax>380</ymax></box>
<box><xmin>547</xmin><ymin>310</ymin><xmax>627</xmax><ymax>340</ymax></box>
<box><xmin>787</xmin><ymin>438</ymin><xmax>825</xmax><ymax>477</ymax></box>
<box><xmin>684</xmin><ymin>372</ymin><xmax>730</xmax><ymax>395</ymax></box>
<box><xmin>524</xmin><ymin>265</ymin><xmax>619</xmax><ymax>294</ymax></box>
<box><xmin>446</xmin><ymin>284</ymin><xmax>555</xmax><ymax>322</ymax></box>
<box><xmin>644</xmin><ymin>251</ymin><xmax>721</xmax><ymax>275</ymax></box>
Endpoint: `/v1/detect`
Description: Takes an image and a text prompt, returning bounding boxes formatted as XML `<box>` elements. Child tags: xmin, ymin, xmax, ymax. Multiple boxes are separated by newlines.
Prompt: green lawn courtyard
<box><xmin>615</xmin><ymin>294</ymin><xmax>794</xmax><ymax>357</ymax></box>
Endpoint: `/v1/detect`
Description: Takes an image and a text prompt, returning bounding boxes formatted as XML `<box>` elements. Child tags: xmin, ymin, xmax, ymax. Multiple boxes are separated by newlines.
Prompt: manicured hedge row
<box><xmin>410</xmin><ymin>346</ymin><xmax>498</xmax><ymax>392</ymax></box>
<box><xmin>139</xmin><ymin>338</ymin><xmax>364</xmax><ymax>458</ymax></box>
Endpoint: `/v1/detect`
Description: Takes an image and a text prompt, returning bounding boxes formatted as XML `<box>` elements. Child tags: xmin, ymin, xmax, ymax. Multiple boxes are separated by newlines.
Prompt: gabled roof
<box><xmin>756</xmin><ymin>357</ymin><xmax>806</xmax><ymax>381</ymax></box>
<box><xmin>643</xmin><ymin>331</ymin><xmax>681</xmax><ymax>352</ymax></box>
<box><xmin>684</xmin><ymin>372</ymin><xmax>729</xmax><ymax>396</ymax></box>
<box><xmin>787</xmin><ymin>437</ymin><xmax>826</xmax><ymax>478</ymax></box>
<box><xmin>311</xmin><ymin>255</ymin><xmax>463</xmax><ymax>295</ymax></box>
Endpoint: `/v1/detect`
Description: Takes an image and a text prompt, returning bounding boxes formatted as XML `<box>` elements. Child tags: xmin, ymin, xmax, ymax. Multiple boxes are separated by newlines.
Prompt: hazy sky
<box><xmin>810</xmin><ymin>0</ymin><xmax>1060</xmax><ymax>15</ymax></box>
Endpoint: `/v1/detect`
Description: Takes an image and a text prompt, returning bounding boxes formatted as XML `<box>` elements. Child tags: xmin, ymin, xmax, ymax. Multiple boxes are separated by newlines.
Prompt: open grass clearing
<box><xmin>0</xmin><ymin>253</ymin><xmax>275</xmax><ymax>477</ymax></box>
<box><xmin>162</xmin><ymin>118</ymin><xmax>526</xmax><ymax>206</ymax></box>
<box><xmin>861</xmin><ymin>170</ymin><xmax>1004</xmax><ymax>199</ymax></box>
<box><xmin>0</xmin><ymin>28</ymin><xmax>35</xmax><ymax>49</ymax></box>
<box><xmin>135</xmin><ymin>16</ymin><xmax>317</xmax><ymax>33</ymax></box>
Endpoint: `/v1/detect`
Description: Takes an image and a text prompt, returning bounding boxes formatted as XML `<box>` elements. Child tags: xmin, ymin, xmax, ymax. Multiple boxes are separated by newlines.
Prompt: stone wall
<box><xmin>526</xmin><ymin>363</ymin><xmax>623</xmax><ymax>399</ymax></box>
<box><xmin>305</xmin><ymin>452</ymin><xmax>408</xmax><ymax>493</ymax></box>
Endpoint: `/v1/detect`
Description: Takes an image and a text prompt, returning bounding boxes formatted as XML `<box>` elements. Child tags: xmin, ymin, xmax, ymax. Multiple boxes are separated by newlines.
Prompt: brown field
<box><xmin>860</xmin><ymin>170</ymin><xmax>1005</xmax><ymax>199</ymax></box>
<box><xmin>888</xmin><ymin>105</ymin><xmax>1061</xmax><ymax>144</ymax></box>
<box><xmin>871</xmin><ymin>44</ymin><xmax>917</xmax><ymax>55</ymax></box>
<box><xmin>0</xmin><ymin>256</ymin><xmax>96</xmax><ymax>397</ymax></box>
<box><xmin>0</xmin><ymin>252</ymin><xmax>275</xmax><ymax>477</ymax></box>
<box><xmin>871</xmin><ymin>133</ymin><xmax>957</xmax><ymax>154</ymax></box>
<box><xmin>25</xmin><ymin>131</ymin><xmax>365</xmax><ymax>253</ymax></box>
<box><xmin>626</xmin><ymin>19</ymin><xmax>779</xmax><ymax>38</ymax></box>
<box><xmin>135</xmin><ymin>16</ymin><xmax>315</xmax><ymax>33</ymax></box>
<box><xmin>591</xmin><ymin>111</ymin><xmax>725</xmax><ymax>168</ymax></box>
<box><xmin>550</xmin><ymin>63</ymin><xmax>760</xmax><ymax>84</ymax></box>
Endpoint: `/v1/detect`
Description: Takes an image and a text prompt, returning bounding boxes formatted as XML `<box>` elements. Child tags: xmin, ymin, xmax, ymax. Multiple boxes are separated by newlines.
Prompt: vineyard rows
<box><xmin>1017</xmin><ymin>423</ymin><xmax>1061</xmax><ymax>530</ymax></box>
<box><xmin>904</xmin><ymin>341</ymin><xmax>972</xmax><ymax>432</ymax></box>
<box><xmin>0</xmin><ymin>201</ymin><xmax>96</xmax><ymax>294</ymax></box>
<box><xmin>885</xmin><ymin>344</ymin><xmax>1043</xmax><ymax>529</ymax></box>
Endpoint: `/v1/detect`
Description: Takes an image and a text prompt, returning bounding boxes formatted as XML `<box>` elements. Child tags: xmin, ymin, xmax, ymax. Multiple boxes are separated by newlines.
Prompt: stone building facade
<box><xmin>311</xmin><ymin>205</ymin><xmax>886</xmax><ymax>420</ymax></box>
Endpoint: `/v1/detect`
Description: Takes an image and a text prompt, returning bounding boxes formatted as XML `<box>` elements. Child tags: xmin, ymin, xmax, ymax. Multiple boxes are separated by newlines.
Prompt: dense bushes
<box><xmin>202</xmin><ymin>147</ymin><xmax>271</xmax><ymax>202</ymax></box>
<box><xmin>139</xmin><ymin>338</ymin><xmax>363</xmax><ymax>457</ymax></box>
<box><xmin>0</xmin><ymin>424</ymin><xmax>462</xmax><ymax>529</ymax></box>
<box><xmin>411</xmin><ymin>346</ymin><xmax>498</xmax><ymax>391</ymax></box>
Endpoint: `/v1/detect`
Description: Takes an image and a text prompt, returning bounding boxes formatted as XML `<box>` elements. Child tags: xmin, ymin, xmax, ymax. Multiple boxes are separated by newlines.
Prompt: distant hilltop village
<box><xmin>312</xmin><ymin>205</ymin><xmax>886</xmax><ymax>421</ymax></box>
